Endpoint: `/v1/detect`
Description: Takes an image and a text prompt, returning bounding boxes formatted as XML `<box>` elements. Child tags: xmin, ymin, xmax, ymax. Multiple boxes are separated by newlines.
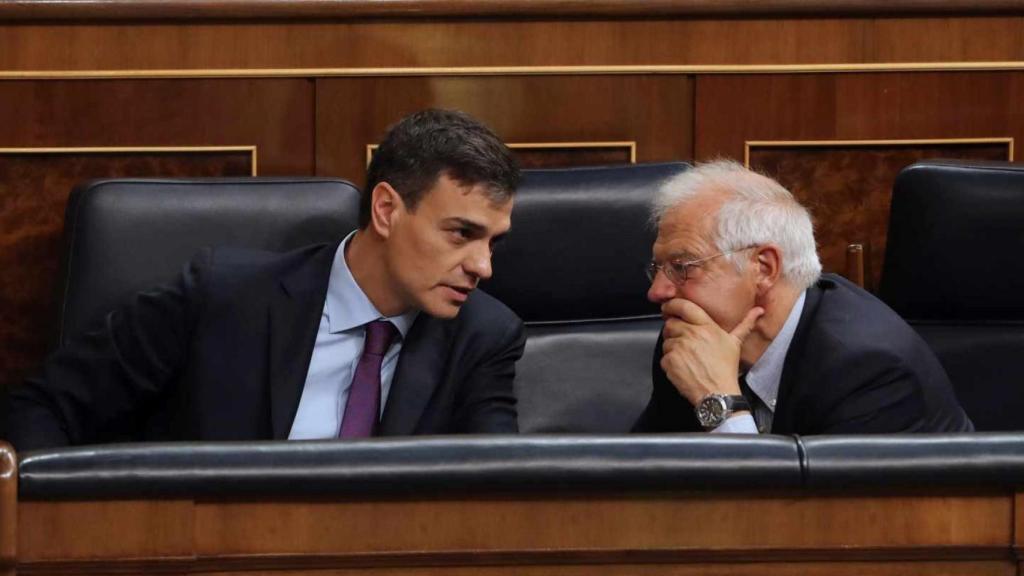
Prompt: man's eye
<box><xmin>448</xmin><ymin>228</ymin><xmax>471</xmax><ymax>241</ymax></box>
<box><xmin>668</xmin><ymin>261</ymin><xmax>689</xmax><ymax>275</ymax></box>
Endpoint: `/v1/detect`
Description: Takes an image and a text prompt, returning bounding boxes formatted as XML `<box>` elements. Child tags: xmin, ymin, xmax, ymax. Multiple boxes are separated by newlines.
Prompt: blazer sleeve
<box><xmin>452</xmin><ymin>313</ymin><xmax>525</xmax><ymax>434</ymax></box>
<box><xmin>813</xmin><ymin>345</ymin><xmax>973</xmax><ymax>434</ymax></box>
<box><xmin>4</xmin><ymin>250</ymin><xmax>210</xmax><ymax>451</ymax></box>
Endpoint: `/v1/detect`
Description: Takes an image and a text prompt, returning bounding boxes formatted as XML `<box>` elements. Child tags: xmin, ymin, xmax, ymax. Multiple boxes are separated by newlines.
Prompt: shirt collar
<box><xmin>325</xmin><ymin>231</ymin><xmax>418</xmax><ymax>337</ymax></box>
<box><xmin>743</xmin><ymin>290</ymin><xmax>806</xmax><ymax>412</ymax></box>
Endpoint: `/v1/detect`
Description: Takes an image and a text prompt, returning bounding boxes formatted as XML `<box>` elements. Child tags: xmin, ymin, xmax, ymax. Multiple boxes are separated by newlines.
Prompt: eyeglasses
<box><xmin>646</xmin><ymin>247</ymin><xmax>755</xmax><ymax>286</ymax></box>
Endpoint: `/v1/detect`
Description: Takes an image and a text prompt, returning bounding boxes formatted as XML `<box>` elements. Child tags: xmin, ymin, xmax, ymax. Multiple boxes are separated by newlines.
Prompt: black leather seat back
<box><xmin>880</xmin><ymin>160</ymin><xmax>1024</xmax><ymax>430</ymax></box>
<box><xmin>515</xmin><ymin>318</ymin><xmax>665</xmax><ymax>433</ymax></box>
<box><xmin>911</xmin><ymin>325</ymin><xmax>1024</xmax><ymax>431</ymax></box>
<box><xmin>57</xmin><ymin>178</ymin><xmax>361</xmax><ymax>344</ymax></box>
<box><xmin>482</xmin><ymin>163</ymin><xmax>689</xmax><ymax>432</ymax></box>
<box><xmin>881</xmin><ymin>160</ymin><xmax>1024</xmax><ymax>320</ymax></box>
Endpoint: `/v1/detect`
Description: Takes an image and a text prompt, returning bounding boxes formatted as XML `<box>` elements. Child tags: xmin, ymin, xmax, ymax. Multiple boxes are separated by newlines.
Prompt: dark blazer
<box><xmin>637</xmin><ymin>274</ymin><xmax>974</xmax><ymax>434</ymax></box>
<box><xmin>7</xmin><ymin>242</ymin><xmax>525</xmax><ymax>451</ymax></box>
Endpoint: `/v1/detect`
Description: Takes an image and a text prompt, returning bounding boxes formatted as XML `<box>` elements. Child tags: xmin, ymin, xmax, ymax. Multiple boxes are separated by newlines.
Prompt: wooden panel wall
<box><xmin>315</xmin><ymin>75</ymin><xmax>692</xmax><ymax>188</ymax></box>
<box><xmin>0</xmin><ymin>79</ymin><xmax>313</xmax><ymax>389</ymax></box>
<box><xmin>696</xmin><ymin>72</ymin><xmax>1024</xmax><ymax>289</ymax></box>
<box><xmin>748</xmin><ymin>141</ymin><xmax>1009</xmax><ymax>291</ymax></box>
<box><xmin>2</xmin><ymin>5</ymin><xmax>1024</xmax><ymax>390</ymax></box>
<box><xmin>0</xmin><ymin>149</ymin><xmax>255</xmax><ymax>394</ymax></box>
<box><xmin>4</xmin><ymin>17</ymin><xmax>1024</xmax><ymax>71</ymax></box>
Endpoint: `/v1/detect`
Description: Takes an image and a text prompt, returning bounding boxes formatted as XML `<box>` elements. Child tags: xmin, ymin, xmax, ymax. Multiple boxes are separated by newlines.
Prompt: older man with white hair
<box><xmin>635</xmin><ymin>160</ymin><xmax>972</xmax><ymax>434</ymax></box>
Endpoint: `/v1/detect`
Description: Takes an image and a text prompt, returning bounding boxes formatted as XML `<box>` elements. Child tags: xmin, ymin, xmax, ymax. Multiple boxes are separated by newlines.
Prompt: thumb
<box><xmin>729</xmin><ymin>306</ymin><xmax>765</xmax><ymax>344</ymax></box>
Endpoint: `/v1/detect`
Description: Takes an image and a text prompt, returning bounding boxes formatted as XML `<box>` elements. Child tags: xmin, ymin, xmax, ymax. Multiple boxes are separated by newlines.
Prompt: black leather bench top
<box><xmin>18</xmin><ymin>435</ymin><xmax>800</xmax><ymax>499</ymax></box>
<box><xmin>20</xmin><ymin>433</ymin><xmax>1024</xmax><ymax>500</ymax></box>
<box><xmin>800</xmin><ymin>433</ymin><xmax>1024</xmax><ymax>488</ymax></box>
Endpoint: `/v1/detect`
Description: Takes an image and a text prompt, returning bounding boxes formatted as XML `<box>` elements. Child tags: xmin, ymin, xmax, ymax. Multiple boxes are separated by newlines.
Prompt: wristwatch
<box><xmin>695</xmin><ymin>393</ymin><xmax>752</xmax><ymax>429</ymax></box>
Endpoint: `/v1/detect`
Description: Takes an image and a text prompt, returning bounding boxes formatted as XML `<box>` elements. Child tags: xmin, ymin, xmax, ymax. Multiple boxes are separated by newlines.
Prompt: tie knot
<box><xmin>363</xmin><ymin>320</ymin><xmax>398</xmax><ymax>356</ymax></box>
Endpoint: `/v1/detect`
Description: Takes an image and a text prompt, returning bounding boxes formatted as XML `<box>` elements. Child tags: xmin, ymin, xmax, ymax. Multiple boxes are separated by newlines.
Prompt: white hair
<box><xmin>652</xmin><ymin>160</ymin><xmax>822</xmax><ymax>290</ymax></box>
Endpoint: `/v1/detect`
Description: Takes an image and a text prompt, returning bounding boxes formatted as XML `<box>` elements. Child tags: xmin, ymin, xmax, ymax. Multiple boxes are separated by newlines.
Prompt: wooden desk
<box><xmin>4</xmin><ymin>441</ymin><xmax>1023</xmax><ymax>576</ymax></box>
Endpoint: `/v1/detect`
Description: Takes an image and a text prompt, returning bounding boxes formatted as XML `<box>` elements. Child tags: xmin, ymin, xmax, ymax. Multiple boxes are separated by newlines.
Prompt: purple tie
<box><xmin>339</xmin><ymin>320</ymin><xmax>398</xmax><ymax>438</ymax></box>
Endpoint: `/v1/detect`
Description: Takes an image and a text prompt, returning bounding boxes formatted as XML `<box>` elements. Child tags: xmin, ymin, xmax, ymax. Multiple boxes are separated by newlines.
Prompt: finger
<box><xmin>661</xmin><ymin>298</ymin><xmax>713</xmax><ymax>325</ymax></box>
<box><xmin>662</xmin><ymin>334</ymin><xmax>681</xmax><ymax>354</ymax></box>
<box><xmin>729</xmin><ymin>306</ymin><xmax>765</xmax><ymax>343</ymax></box>
<box><xmin>661</xmin><ymin>334</ymin><xmax>691</xmax><ymax>355</ymax></box>
<box><xmin>662</xmin><ymin>317</ymin><xmax>698</xmax><ymax>339</ymax></box>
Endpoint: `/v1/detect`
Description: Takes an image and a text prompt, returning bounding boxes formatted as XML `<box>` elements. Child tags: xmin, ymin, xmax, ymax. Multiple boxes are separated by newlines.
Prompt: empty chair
<box><xmin>880</xmin><ymin>160</ymin><xmax>1024</xmax><ymax>431</ymax></box>
<box><xmin>483</xmin><ymin>162</ymin><xmax>689</xmax><ymax>432</ymax></box>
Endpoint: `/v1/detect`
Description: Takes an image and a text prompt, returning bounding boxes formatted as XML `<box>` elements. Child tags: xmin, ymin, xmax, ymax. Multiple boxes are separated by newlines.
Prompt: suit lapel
<box><xmin>772</xmin><ymin>279</ymin><xmax>826</xmax><ymax>434</ymax></box>
<box><xmin>267</xmin><ymin>243</ymin><xmax>337</xmax><ymax>439</ymax></box>
<box><xmin>379</xmin><ymin>316</ymin><xmax>451</xmax><ymax>436</ymax></box>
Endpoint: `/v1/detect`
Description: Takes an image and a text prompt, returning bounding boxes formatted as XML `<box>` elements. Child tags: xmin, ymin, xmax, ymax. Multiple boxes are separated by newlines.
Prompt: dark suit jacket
<box><xmin>637</xmin><ymin>274</ymin><xmax>974</xmax><ymax>434</ymax></box>
<box><xmin>7</xmin><ymin>242</ymin><xmax>525</xmax><ymax>451</ymax></box>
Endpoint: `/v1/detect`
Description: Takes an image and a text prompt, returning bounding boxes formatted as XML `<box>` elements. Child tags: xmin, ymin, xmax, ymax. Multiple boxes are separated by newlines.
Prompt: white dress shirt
<box><xmin>288</xmin><ymin>232</ymin><xmax>418</xmax><ymax>439</ymax></box>
<box><xmin>712</xmin><ymin>292</ymin><xmax>806</xmax><ymax>435</ymax></box>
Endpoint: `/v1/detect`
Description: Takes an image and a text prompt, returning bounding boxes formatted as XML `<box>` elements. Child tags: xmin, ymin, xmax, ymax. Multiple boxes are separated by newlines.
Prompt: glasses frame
<box><xmin>646</xmin><ymin>246</ymin><xmax>756</xmax><ymax>287</ymax></box>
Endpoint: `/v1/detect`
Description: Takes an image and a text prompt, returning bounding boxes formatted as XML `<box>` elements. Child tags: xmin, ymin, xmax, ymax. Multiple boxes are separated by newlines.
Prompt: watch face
<box><xmin>696</xmin><ymin>395</ymin><xmax>728</xmax><ymax>428</ymax></box>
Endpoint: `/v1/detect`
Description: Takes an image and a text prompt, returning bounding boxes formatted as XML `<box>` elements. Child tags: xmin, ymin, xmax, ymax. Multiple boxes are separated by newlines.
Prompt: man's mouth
<box><xmin>442</xmin><ymin>284</ymin><xmax>474</xmax><ymax>303</ymax></box>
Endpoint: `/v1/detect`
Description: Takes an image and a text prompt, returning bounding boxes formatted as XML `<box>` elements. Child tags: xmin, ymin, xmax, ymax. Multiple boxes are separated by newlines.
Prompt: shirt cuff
<box><xmin>709</xmin><ymin>412</ymin><xmax>759</xmax><ymax>434</ymax></box>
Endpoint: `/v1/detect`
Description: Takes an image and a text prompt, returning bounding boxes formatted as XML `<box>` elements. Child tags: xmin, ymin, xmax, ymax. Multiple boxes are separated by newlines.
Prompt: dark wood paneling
<box><xmin>696</xmin><ymin>72</ymin><xmax>1024</xmax><ymax>159</ymax></box>
<box><xmin>0</xmin><ymin>80</ymin><xmax>313</xmax><ymax>174</ymax></box>
<box><xmin>749</xmin><ymin>142</ymin><xmax>1009</xmax><ymax>291</ymax></box>
<box><xmin>1016</xmin><ymin>493</ymin><xmax>1024</xmax><ymax>575</ymax></box>
<box><xmin>191</xmin><ymin>493</ymin><xmax>1009</xmax><ymax>554</ymax></box>
<box><xmin>0</xmin><ymin>79</ymin><xmax>313</xmax><ymax>389</ymax></box>
<box><xmin>16</xmin><ymin>560</ymin><xmax>1021</xmax><ymax>576</ymax></box>
<box><xmin>315</xmin><ymin>75</ymin><xmax>692</xmax><ymax>187</ymax></box>
<box><xmin>367</xmin><ymin>142</ymin><xmax>635</xmax><ymax>170</ymax></box>
<box><xmin>15</xmin><ymin>492</ymin><xmax>1018</xmax><ymax>575</ymax></box>
<box><xmin>3</xmin><ymin>17</ymin><xmax>1024</xmax><ymax>72</ymax></box>
<box><xmin>695</xmin><ymin>71</ymin><xmax>1024</xmax><ymax>288</ymax></box>
<box><xmin>512</xmin><ymin>145</ymin><xmax>633</xmax><ymax>169</ymax></box>
<box><xmin>0</xmin><ymin>444</ymin><xmax>14</xmax><ymax>576</ymax></box>
<box><xmin>18</xmin><ymin>500</ymin><xmax>194</xmax><ymax>560</ymax></box>
<box><xmin>3</xmin><ymin>0</ymin><xmax>1024</xmax><ymax>21</ymax></box>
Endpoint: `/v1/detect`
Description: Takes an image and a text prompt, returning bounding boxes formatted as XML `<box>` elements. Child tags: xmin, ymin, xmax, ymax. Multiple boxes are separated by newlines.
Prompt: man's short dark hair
<box><xmin>361</xmin><ymin>109</ymin><xmax>520</xmax><ymax>228</ymax></box>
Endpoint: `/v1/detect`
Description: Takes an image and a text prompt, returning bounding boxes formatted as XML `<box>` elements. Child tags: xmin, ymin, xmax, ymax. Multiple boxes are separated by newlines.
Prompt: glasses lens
<box><xmin>668</xmin><ymin>261</ymin><xmax>685</xmax><ymax>285</ymax></box>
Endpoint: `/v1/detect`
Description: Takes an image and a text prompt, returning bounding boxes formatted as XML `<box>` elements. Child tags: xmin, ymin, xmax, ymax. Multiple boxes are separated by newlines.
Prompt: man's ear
<box><xmin>753</xmin><ymin>244</ymin><xmax>783</xmax><ymax>293</ymax></box>
<box><xmin>369</xmin><ymin>182</ymin><xmax>403</xmax><ymax>239</ymax></box>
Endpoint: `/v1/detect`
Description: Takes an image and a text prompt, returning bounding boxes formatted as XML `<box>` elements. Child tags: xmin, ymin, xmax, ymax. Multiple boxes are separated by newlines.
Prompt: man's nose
<box><xmin>647</xmin><ymin>270</ymin><xmax>677</xmax><ymax>304</ymax></box>
<box><xmin>464</xmin><ymin>246</ymin><xmax>494</xmax><ymax>280</ymax></box>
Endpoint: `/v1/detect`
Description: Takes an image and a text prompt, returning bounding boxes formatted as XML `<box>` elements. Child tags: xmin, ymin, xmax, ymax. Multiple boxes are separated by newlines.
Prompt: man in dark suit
<box><xmin>7</xmin><ymin>109</ymin><xmax>524</xmax><ymax>450</ymax></box>
<box><xmin>636</xmin><ymin>160</ymin><xmax>972</xmax><ymax>434</ymax></box>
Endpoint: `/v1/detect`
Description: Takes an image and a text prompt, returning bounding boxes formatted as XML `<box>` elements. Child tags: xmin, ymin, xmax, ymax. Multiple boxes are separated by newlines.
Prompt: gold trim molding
<box><xmin>7</xmin><ymin>62</ymin><xmax>1024</xmax><ymax>81</ymax></box>
<box><xmin>367</xmin><ymin>141</ymin><xmax>637</xmax><ymax>166</ymax></box>
<box><xmin>4</xmin><ymin>0</ymin><xmax>1023</xmax><ymax>21</ymax></box>
<box><xmin>0</xmin><ymin>145</ymin><xmax>259</xmax><ymax>175</ymax></box>
<box><xmin>744</xmin><ymin>137</ymin><xmax>1015</xmax><ymax>166</ymax></box>
<box><xmin>509</xmin><ymin>141</ymin><xmax>638</xmax><ymax>164</ymax></box>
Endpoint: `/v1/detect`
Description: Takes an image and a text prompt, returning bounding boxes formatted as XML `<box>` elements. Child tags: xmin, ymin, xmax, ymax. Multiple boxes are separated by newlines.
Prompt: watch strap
<box><xmin>727</xmin><ymin>394</ymin><xmax>752</xmax><ymax>412</ymax></box>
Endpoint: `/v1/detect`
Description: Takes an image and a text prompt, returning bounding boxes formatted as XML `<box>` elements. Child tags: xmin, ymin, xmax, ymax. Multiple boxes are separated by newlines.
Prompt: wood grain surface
<box><xmin>0</xmin><ymin>79</ymin><xmax>310</xmax><ymax>392</ymax></box>
<box><xmin>3</xmin><ymin>18</ymin><xmax>1024</xmax><ymax>73</ymax></box>
<box><xmin>0</xmin><ymin>444</ymin><xmax>14</xmax><ymax>576</ymax></box>
<box><xmin>3</xmin><ymin>0</ymin><xmax>1024</xmax><ymax>21</ymax></box>
<box><xmin>315</xmin><ymin>75</ymin><xmax>692</xmax><ymax>187</ymax></box>
<box><xmin>14</xmin><ymin>490</ymin><xmax>1019</xmax><ymax>575</ymax></box>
